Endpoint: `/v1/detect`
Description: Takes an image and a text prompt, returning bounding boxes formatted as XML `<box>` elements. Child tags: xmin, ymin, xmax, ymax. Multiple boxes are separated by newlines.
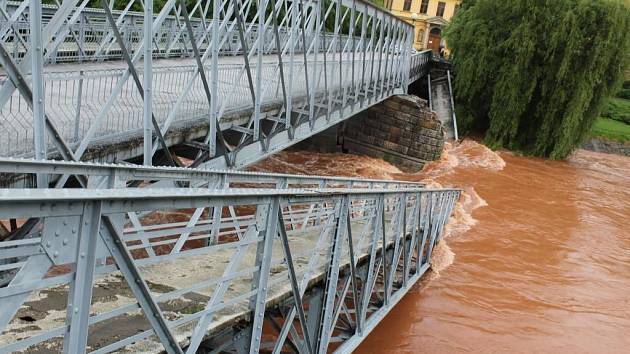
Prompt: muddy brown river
<box><xmin>253</xmin><ymin>140</ymin><xmax>630</xmax><ymax>353</ymax></box>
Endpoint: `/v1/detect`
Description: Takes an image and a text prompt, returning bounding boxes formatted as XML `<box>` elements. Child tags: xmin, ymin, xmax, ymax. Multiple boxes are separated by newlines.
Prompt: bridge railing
<box><xmin>410</xmin><ymin>49</ymin><xmax>433</xmax><ymax>82</ymax></box>
<box><xmin>0</xmin><ymin>0</ymin><xmax>426</xmax><ymax>170</ymax></box>
<box><xmin>1</xmin><ymin>56</ymin><xmax>404</xmax><ymax>158</ymax></box>
<box><xmin>0</xmin><ymin>156</ymin><xmax>423</xmax><ymax>190</ymax></box>
<box><xmin>0</xmin><ymin>1</ymin><xmax>364</xmax><ymax>63</ymax></box>
<box><xmin>0</xmin><ymin>157</ymin><xmax>423</xmax><ymax>252</ymax></box>
<box><xmin>0</xmin><ymin>185</ymin><xmax>460</xmax><ymax>353</ymax></box>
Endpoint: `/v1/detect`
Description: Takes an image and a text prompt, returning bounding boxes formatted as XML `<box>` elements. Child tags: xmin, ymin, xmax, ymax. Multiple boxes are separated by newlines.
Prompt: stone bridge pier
<box><xmin>296</xmin><ymin>95</ymin><xmax>445</xmax><ymax>172</ymax></box>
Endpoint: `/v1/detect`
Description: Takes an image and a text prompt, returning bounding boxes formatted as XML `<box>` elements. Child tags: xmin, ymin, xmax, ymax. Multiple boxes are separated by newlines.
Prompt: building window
<box><xmin>436</xmin><ymin>1</ymin><xmax>446</xmax><ymax>17</ymax></box>
<box><xmin>403</xmin><ymin>0</ymin><xmax>412</xmax><ymax>11</ymax></box>
<box><xmin>420</xmin><ymin>0</ymin><xmax>429</xmax><ymax>14</ymax></box>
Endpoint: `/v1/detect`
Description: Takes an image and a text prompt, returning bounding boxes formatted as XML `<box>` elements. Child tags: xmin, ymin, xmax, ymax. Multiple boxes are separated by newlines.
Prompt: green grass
<box><xmin>591</xmin><ymin>117</ymin><xmax>630</xmax><ymax>142</ymax></box>
<box><xmin>601</xmin><ymin>97</ymin><xmax>630</xmax><ymax>124</ymax></box>
<box><xmin>589</xmin><ymin>94</ymin><xmax>630</xmax><ymax>142</ymax></box>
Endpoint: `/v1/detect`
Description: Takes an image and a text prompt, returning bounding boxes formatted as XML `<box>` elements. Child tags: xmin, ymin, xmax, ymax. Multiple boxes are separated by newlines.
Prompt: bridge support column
<box><xmin>341</xmin><ymin>94</ymin><xmax>445</xmax><ymax>172</ymax></box>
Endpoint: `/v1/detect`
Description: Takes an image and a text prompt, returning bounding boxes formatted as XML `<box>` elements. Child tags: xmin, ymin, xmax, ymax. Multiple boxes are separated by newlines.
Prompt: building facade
<box><xmin>385</xmin><ymin>0</ymin><xmax>461</xmax><ymax>53</ymax></box>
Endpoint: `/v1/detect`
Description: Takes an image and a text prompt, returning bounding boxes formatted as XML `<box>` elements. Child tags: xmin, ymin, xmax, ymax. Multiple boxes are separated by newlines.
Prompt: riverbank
<box><xmin>586</xmin><ymin>90</ymin><xmax>630</xmax><ymax>156</ymax></box>
<box><xmin>581</xmin><ymin>137</ymin><xmax>630</xmax><ymax>157</ymax></box>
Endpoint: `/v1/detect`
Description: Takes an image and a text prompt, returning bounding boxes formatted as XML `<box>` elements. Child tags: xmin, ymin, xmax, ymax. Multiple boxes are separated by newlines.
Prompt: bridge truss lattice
<box><xmin>0</xmin><ymin>0</ymin><xmax>431</xmax><ymax>169</ymax></box>
<box><xmin>0</xmin><ymin>0</ymin><xmax>452</xmax><ymax>353</ymax></box>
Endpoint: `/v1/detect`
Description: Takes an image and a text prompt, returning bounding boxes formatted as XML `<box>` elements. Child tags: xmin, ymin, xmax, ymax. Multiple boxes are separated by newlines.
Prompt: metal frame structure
<box><xmin>0</xmin><ymin>156</ymin><xmax>426</xmax><ymax>189</ymax></box>
<box><xmin>0</xmin><ymin>0</ymin><xmax>432</xmax><ymax>169</ymax></box>
<box><xmin>0</xmin><ymin>183</ymin><xmax>460</xmax><ymax>353</ymax></box>
<box><xmin>1</xmin><ymin>1</ymin><xmax>363</xmax><ymax>63</ymax></box>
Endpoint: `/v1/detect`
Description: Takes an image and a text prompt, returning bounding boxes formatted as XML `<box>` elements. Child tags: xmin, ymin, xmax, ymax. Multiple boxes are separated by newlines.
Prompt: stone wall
<box><xmin>581</xmin><ymin>138</ymin><xmax>630</xmax><ymax>157</ymax></box>
<box><xmin>341</xmin><ymin>95</ymin><xmax>444</xmax><ymax>172</ymax></box>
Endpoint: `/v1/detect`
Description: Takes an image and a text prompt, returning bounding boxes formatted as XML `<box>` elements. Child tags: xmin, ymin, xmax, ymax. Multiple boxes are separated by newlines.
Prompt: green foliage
<box><xmin>591</xmin><ymin>117</ymin><xmax>630</xmax><ymax>142</ymax></box>
<box><xmin>616</xmin><ymin>88</ymin><xmax>630</xmax><ymax>100</ymax></box>
<box><xmin>601</xmin><ymin>97</ymin><xmax>630</xmax><ymax>124</ymax></box>
<box><xmin>445</xmin><ymin>0</ymin><xmax>630</xmax><ymax>159</ymax></box>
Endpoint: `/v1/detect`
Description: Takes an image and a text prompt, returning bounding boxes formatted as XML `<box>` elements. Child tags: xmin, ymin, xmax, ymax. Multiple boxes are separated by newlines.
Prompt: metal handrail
<box><xmin>0</xmin><ymin>157</ymin><xmax>424</xmax><ymax>188</ymax></box>
<box><xmin>0</xmin><ymin>1</ymin><xmax>402</xmax><ymax>64</ymax></box>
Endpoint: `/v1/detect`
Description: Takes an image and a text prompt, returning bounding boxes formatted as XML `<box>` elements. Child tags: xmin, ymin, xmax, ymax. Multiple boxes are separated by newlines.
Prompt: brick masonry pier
<box><xmin>341</xmin><ymin>95</ymin><xmax>445</xmax><ymax>172</ymax></box>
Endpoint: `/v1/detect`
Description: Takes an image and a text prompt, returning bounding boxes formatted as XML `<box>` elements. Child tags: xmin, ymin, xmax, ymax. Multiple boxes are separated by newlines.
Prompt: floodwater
<box><xmin>252</xmin><ymin>140</ymin><xmax>630</xmax><ymax>354</ymax></box>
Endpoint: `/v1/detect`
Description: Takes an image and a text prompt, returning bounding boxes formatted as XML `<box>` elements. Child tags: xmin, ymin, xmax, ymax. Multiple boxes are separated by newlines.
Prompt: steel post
<box><xmin>143</xmin><ymin>0</ymin><xmax>154</xmax><ymax>165</ymax></box>
<box><xmin>30</xmin><ymin>0</ymin><xmax>47</xmax><ymax>186</ymax></box>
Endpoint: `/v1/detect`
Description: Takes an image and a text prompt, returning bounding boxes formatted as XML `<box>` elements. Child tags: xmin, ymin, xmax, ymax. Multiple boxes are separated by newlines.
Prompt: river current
<box><xmin>252</xmin><ymin>140</ymin><xmax>630</xmax><ymax>353</ymax></box>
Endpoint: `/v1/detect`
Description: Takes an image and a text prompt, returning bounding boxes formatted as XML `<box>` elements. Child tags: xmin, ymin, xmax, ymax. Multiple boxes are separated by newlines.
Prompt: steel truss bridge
<box><xmin>0</xmin><ymin>0</ymin><xmax>457</xmax><ymax>353</ymax></box>
<box><xmin>0</xmin><ymin>0</ymin><xmax>431</xmax><ymax>169</ymax></box>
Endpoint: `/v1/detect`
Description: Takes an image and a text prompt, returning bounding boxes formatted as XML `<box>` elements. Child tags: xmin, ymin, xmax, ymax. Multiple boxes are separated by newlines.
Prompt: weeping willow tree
<box><xmin>445</xmin><ymin>0</ymin><xmax>630</xmax><ymax>159</ymax></box>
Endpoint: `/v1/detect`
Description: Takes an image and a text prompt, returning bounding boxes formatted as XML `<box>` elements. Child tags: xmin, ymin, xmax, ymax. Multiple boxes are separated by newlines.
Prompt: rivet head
<box><xmin>63</xmin><ymin>239</ymin><xmax>68</xmax><ymax>245</ymax></box>
<box><xmin>53</xmin><ymin>251</ymin><xmax>59</xmax><ymax>258</ymax></box>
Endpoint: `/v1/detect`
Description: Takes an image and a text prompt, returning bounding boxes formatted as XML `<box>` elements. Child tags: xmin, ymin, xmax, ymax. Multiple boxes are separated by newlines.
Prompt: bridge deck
<box><xmin>1</xmin><ymin>219</ymin><xmax>390</xmax><ymax>352</ymax></box>
<box><xmin>430</xmin><ymin>71</ymin><xmax>458</xmax><ymax>141</ymax></box>
<box><xmin>0</xmin><ymin>0</ymin><xmax>432</xmax><ymax>168</ymax></box>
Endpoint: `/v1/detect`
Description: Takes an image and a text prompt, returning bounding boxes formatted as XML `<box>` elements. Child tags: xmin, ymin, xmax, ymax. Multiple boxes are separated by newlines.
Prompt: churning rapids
<box><xmin>251</xmin><ymin>140</ymin><xmax>630</xmax><ymax>354</ymax></box>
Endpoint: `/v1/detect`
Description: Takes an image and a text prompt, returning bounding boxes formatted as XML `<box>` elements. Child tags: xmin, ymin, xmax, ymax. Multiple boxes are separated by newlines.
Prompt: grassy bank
<box><xmin>591</xmin><ymin>118</ymin><xmax>630</xmax><ymax>142</ymax></box>
<box><xmin>590</xmin><ymin>82</ymin><xmax>630</xmax><ymax>143</ymax></box>
<box><xmin>601</xmin><ymin>97</ymin><xmax>630</xmax><ymax>124</ymax></box>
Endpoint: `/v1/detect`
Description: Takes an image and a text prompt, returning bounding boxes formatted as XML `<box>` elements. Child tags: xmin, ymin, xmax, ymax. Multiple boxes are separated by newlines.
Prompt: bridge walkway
<box><xmin>430</xmin><ymin>70</ymin><xmax>458</xmax><ymax>141</ymax></box>
<box><xmin>0</xmin><ymin>52</ymin><xmax>397</xmax><ymax>160</ymax></box>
